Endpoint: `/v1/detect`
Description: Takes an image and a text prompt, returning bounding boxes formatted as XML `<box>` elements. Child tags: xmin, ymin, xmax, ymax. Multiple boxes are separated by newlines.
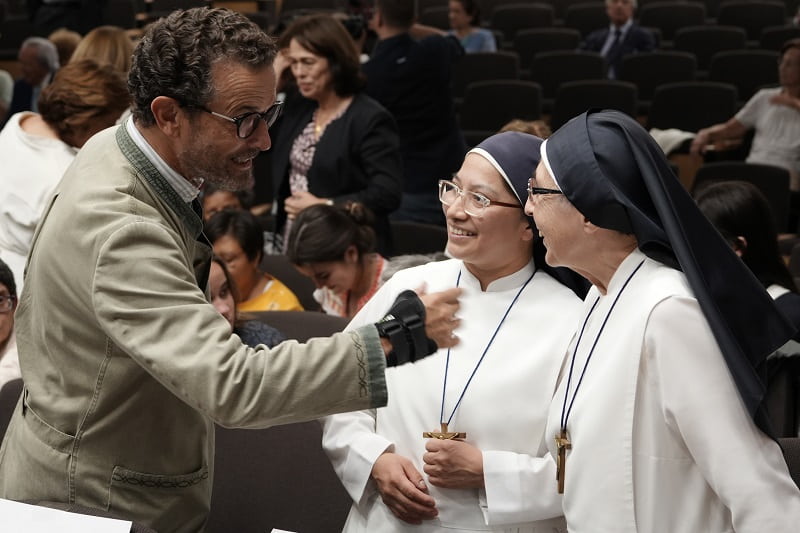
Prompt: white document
<box><xmin>0</xmin><ymin>498</ymin><xmax>132</xmax><ymax>533</ymax></box>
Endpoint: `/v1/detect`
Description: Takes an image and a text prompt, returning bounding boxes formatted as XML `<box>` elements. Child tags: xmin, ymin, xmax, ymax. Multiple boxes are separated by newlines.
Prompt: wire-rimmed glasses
<box><xmin>438</xmin><ymin>179</ymin><xmax>520</xmax><ymax>217</ymax></box>
<box><xmin>0</xmin><ymin>294</ymin><xmax>16</xmax><ymax>313</ymax></box>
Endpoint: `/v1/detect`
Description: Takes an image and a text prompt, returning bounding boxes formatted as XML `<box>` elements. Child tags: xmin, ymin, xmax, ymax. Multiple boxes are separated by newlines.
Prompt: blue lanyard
<box><xmin>560</xmin><ymin>260</ymin><xmax>645</xmax><ymax>432</ymax></box>
<box><xmin>439</xmin><ymin>268</ymin><xmax>536</xmax><ymax>428</ymax></box>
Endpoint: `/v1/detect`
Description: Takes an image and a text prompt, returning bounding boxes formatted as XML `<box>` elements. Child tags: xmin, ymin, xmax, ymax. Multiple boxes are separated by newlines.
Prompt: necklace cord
<box><xmin>440</xmin><ymin>268</ymin><xmax>536</xmax><ymax>426</ymax></box>
<box><xmin>559</xmin><ymin>260</ymin><xmax>646</xmax><ymax>431</ymax></box>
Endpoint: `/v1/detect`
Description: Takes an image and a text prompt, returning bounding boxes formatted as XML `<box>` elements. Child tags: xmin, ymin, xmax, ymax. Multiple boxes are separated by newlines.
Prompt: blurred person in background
<box><xmin>206</xmin><ymin>209</ymin><xmax>304</xmax><ymax>312</ymax></box>
<box><xmin>447</xmin><ymin>0</ymin><xmax>496</xmax><ymax>53</ymax></box>
<box><xmin>270</xmin><ymin>13</ymin><xmax>402</xmax><ymax>255</ymax></box>
<box><xmin>209</xmin><ymin>256</ymin><xmax>286</xmax><ymax>348</ymax></box>
<box><xmin>0</xmin><ymin>59</ymin><xmax>130</xmax><ymax>292</ymax></box>
<box><xmin>287</xmin><ymin>202</ymin><xmax>387</xmax><ymax>318</ymax></box>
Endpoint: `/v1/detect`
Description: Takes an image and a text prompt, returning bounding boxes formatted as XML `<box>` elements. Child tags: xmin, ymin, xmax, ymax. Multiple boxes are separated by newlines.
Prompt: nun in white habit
<box><xmin>525</xmin><ymin>109</ymin><xmax>800</xmax><ymax>532</ymax></box>
<box><xmin>321</xmin><ymin>132</ymin><xmax>587</xmax><ymax>532</ymax></box>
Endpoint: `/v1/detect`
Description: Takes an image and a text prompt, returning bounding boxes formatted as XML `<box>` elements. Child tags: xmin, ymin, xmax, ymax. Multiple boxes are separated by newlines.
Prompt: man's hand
<box><xmin>371</xmin><ymin>452</ymin><xmax>438</xmax><ymax>524</ymax></box>
<box><xmin>422</xmin><ymin>438</ymin><xmax>484</xmax><ymax>489</ymax></box>
<box><xmin>417</xmin><ymin>284</ymin><xmax>462</xmax><ymax>349</ymax></box>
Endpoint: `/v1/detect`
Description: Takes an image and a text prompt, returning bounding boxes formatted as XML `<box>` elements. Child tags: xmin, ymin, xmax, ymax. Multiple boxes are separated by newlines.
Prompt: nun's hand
<box><xmin>371</xmin><ymin>452</ymin><xmax>438</xmax><ymax>524</ymax></box>
<box><xmin>422</xmin><ymin>438</ymin><xmax>484</xmax><ymax>489</ymax></box>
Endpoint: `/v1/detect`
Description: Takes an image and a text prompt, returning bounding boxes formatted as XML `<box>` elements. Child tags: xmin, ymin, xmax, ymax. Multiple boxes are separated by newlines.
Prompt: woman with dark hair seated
<box><xmin>208</xmin><ymin>256</ymin><xmax>285</xmax><ymax>348</ymax></box>
<box><xmin>447</xmin><ymin>0</ymin><xmax>496</xmax><ymax>53</ymax></box>
<box><xmin>270</xmin><ymin>13</ymin><xmax>402</xmax><ymax>255</ymax></box>
<box><xmin>695</xmin><ymin>180</ymin><xmax>800</xmax><ymax>340</ymax></box>
<box><xmin>286</xmin><ymin>202</ymin><xmax>387</xmax><ymax>318</ymax></box>
<box><xmin>205</xmin><ymin>209</ymin><xmax>303</xmax><ymax>312</ymax></box>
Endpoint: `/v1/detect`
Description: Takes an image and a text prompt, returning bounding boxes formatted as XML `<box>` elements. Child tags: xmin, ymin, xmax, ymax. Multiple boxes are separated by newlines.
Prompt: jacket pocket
<box><xmin>108</xmin><ymin>464</ymin><xmax>210</xmax><ymax>533</ymax></box>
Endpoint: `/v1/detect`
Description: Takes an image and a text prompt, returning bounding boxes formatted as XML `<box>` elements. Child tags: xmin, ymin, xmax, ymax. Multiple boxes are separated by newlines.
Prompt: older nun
<box><xmin>525</xmin><ymin>109</ymin><xmax>800</xmax><ymax>532</ymax></box>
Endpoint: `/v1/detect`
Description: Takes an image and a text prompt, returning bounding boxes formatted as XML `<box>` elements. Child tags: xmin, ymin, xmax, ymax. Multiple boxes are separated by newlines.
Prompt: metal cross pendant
<box><xmin>423</xmin><ymin>422</ymin><xmax>466</xmax><ymax>440</ymax></box>
<box><xmin>555</xmin><ymin>429</ymin><xmax>571</xmax><ymax>494</ymax></box>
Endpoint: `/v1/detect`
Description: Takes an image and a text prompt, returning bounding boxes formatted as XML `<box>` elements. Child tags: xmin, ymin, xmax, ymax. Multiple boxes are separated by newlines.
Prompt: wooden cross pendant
<box><xmin>423</xmin><ymin>422</ymin><xmax>466</xmax><ymax>440</ymax></box>
<box><xmin>555</xmin><ymin>429</ymin><xmax>571</xmax><ymax>494</ymax></box>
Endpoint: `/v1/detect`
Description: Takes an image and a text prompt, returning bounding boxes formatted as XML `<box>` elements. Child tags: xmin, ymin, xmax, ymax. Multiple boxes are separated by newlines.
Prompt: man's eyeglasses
<box><xmin>0</xmin><ymin>294</ymin><xmax>16</xmax><ymax>313</ymax></box>
<box><xmin>526</xmin><ymin>178</ymin><xmax>563</xmax><ymax>201</ymax></box>
<box><xmin>193</xmin><ymin>101</ymin><xmax>284</xmax><ymax>139</ymax></box>
<box><xmin>438</xmin><ymin>179</ymin><xmax>520</xmax><ymax>217</ymax></box>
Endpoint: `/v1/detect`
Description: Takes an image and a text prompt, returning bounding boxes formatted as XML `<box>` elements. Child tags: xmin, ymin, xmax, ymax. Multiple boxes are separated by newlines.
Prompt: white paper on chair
<box><xmin>0</xmin><ymin>498</ymin><xmax>132</xmax><ymax>532</ymax></box>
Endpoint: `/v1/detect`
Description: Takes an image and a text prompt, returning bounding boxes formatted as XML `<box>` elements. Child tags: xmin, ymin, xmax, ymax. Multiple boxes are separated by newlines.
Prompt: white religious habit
<box><xmin>545</xmin><ymin>249</ymin><xmax>800</xmax><ymax>533</ymax></box>
<box><xmin>322</xmin><ymin>258</ymin><xmax>583</xmax><ymax>532</ymax></box>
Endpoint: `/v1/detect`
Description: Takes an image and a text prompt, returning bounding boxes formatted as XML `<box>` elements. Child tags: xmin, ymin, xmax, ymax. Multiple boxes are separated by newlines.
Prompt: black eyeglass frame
<box><xmin>190</xmin><ymin>101</ymin><xmax>284</xmax><ymax>139</ymax></box>
<box><xmin>526</xmin><ymin>178</ymin><xmax>563</xmax><ymax>201</ymax></box>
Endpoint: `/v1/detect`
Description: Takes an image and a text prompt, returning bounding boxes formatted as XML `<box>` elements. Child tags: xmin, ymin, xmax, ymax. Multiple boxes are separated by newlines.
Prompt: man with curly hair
<box><xmin>0</xmin><ymin>8</ymin><xmax>459</xmax><ymax>531</ymax></box>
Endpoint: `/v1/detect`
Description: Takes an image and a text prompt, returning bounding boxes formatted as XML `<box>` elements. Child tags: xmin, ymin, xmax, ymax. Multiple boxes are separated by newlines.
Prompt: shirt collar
<box><xmin>609</xmin><ymin>19</ymin><xmax>633</xmax><ymax>36</ymax></box>
<box><xmin>125</xmin><ymin>117</ymin><xmax>203</xmax><ymax>202</ymax></box>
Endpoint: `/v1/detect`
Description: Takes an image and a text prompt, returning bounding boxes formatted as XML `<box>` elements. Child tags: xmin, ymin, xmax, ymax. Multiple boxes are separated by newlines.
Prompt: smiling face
<box><xmin>444</xmin><ymin>153</ymin><xmax>533</xmax><ymax>281</ymax></box>
<box><xmin>177</xmin><ymin>60</ymin><xmax>277</xmax><ymax>191</ymax></box>
<box><xmin>209</xmin><ymin>261</ymin><xmax>236</xmax><ymax>331</ymax></box>
<box><xmin>524</xmin><ymin>162</ymin><xmax>587</xmax><ymax>269</ymax></box>
<box><xmin>296</xmin><ymin>245</ymin><xmax>360</xmax><ymax>295</ymax></box>
<box><xmin>287</xmin><ymin>38</ymin><xmax>333</xmax><ymax>102</ymax></box>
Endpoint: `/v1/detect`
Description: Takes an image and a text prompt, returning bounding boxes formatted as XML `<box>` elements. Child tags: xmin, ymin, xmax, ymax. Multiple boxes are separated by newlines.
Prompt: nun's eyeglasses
<box><xmin>527</xmin><ymin>178</ymin><xmax>563</xmax><ymax>201</ymax></box>
<box><xmin>187</xmin><ymin>101</ymin><xmax>284</xmax><ymax>138</ymax></box>
<box><xmin>438</xmin><ymin>179</ymin><xmax>519</xmax><ymax>217</ymax></box>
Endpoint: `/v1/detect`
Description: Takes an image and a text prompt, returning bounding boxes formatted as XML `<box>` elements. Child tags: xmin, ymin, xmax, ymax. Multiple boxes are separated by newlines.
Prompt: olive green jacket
<box><xmin>0</xmin><ymin>125</ymin><xmax>388</xmax><ymax>532</ymax></box>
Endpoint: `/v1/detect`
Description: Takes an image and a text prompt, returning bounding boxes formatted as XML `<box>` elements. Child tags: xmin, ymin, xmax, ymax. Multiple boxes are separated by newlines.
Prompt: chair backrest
<box><xmin>0</xmin><ymin>14</ymin><xmax>33</xmax><ymax>60</ymax></box>
<box><xmin>647</xmin><ymin>81</ymin><xmax>738</xmax><ymax>133</ymax></box>
<box><xmin>673</xmin><ymin>25</ymin><xmax>748</xmax><ymax>72</ymax></box>
<box><xmin>691</xmin><ymin>162</ymin><xmax>791</xmax><ymax>232</ymax></box>
<box><xmin>389</xmin><ymin>220</ymin><xmax>448</xmax><ymax>256</ymax></box>
<box><xmin>490</xmin><ymin>4</ymin><xmax>555</xmax><ymax>44</ymax></box>
<box><xmin>419</xmin><ymin>6</ymin><xmax>449</xmax><ymax>30</ymax></box>
<box><xmin>716</xmin><ymin>0</ymin><xmax>787</xmax><ymax>41</ymax></box>
<box><xmin>279</xmin><ymin>0</ymin><xmax>343</xmax><ymax>15</ymax></box>
<box><xmin>260</xmin><ymin>254</ymin><xmax>320</xmax><ymax>311</ymax></box>
<box><xmin>451</xmin><ymin>50</ymin><xmax>520</xmax><ymax>100</ymax></box>
<box><xmin>529</xmin><ymin>50</ymin><xmax>607</xmax><ymax>100</ymax></box>
<box><xmin>543</xmin><ymin>0</ymin><xmax>603</xmax><ymax>21</ymax></box>
<box><xmin>459</xmin><ymin>79</ymin><xmax>542</xmax><ymax>131</ymax></box>
<box><xmin>760</xmin><ymin>25</ymin><xmax>800</xmax><ymax>51</ymax></box>
<box><xmin>638</xmin><ymin>1</ymin><xmax>707</xmax><ymax>42</ymax></box>
<box><xmin>619</xmin><ymin>51</ymin><xmax>697</xmax><ymax>103</ymax></box>
<box><xmin>709</xmin><ymin>49</ymin><xmax>780</xmax><ymax>103</ymax></box>
<box><xmin>513</xmin><ymin>27</ymin><xmax>582</xmax><ymax>71</ymax></box>
<box><xmin>779</xmin><ymin>437</ymin><xmax>800</xmax><ymax>489</ymax></box>
<box><xmin>563</xmin><ymin>2</ymin><xmax>609</xmax><ymax>37</ymax></box>
<box><xmin>246</xmin><ymin>310</ymin><xmax>348</xmax><ymax>341</ymax></box>
<box><xmin>207</xmin><ymin>420</ymin><xmax>351</xmax><ymax>533</ymax></box>
<box><xmin>550</xmin><ymin>79</ymin><xmax>638</xmax><ymax>130</ymax></box>
<box><xmin>0</xmin><ymin>378</ymin><xmax>22</xmax><ymax>443</ymax></box>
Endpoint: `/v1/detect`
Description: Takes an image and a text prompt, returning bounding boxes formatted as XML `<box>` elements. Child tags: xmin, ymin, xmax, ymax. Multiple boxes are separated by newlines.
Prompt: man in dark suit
<box><xmin>579</xmin><ymin>0</ymin><xmax>655</xmax><ymax>79</ymax></box>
